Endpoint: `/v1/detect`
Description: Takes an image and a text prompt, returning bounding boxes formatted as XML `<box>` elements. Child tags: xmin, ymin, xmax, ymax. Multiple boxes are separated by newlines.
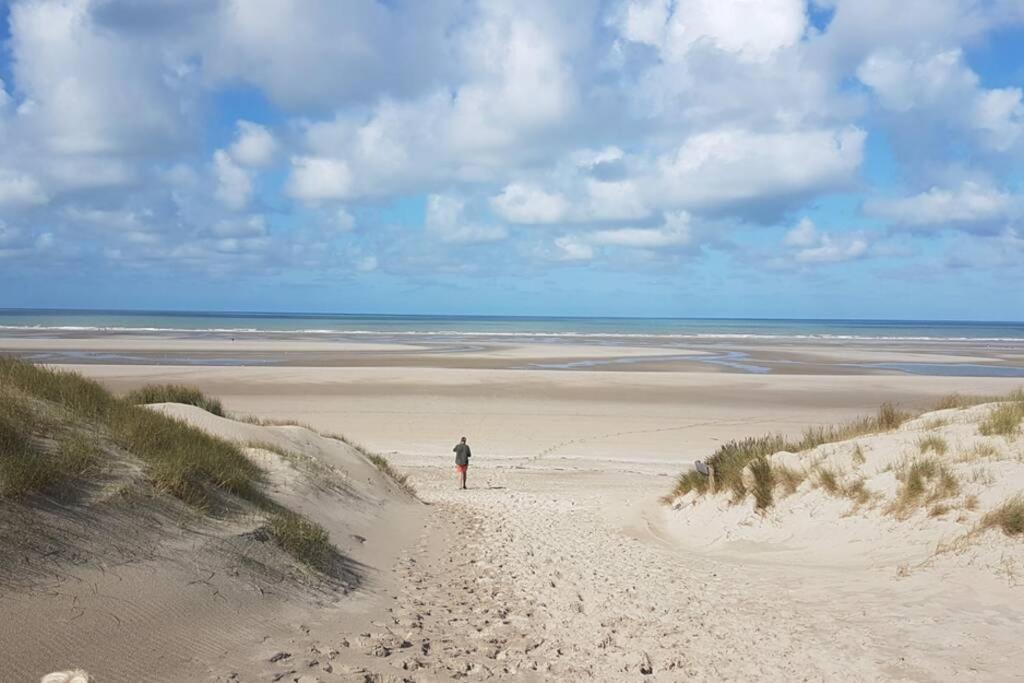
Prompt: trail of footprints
<box><xmin>252</xmin><ymin>469</ymin><xmax>881</xmax><ymax>681</ymax></box>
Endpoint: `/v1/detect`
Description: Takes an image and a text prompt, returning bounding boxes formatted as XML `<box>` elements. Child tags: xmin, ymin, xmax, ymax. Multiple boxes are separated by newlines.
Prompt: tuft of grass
<box><xmin>852</xmin><ymin>443</ymin><xmax>866</xmax><ymax>465</ymax></box>
<box><xmin>267</xmin><ymin>510</ymin><xmax>332</xmax><ymax>572</ymax></box>
<box><xmin>816</xmin><ymin>467</ymin><xmax>841</xmax><ymax>494</ymax></box>
<box><xmin>960</xmin><ymin>442</ymin><xmax>1000</xmax><ymax>462</ymax></box>
<box><xmin>843</xmin><ymin>477</ymin><xmax>872</xmax><ymax>505</ymax></box>
<box><xmin>125</xmin><ymin>384</ymin><xmax>225</xmax><ymax>417</ymax></box>
<box><xmin>918</xmin><ymin>434</ymin><xmax>949</xmax><ymax>456</ymax></box>
<box><xmin>929</xmin><ymin>503</ymin><xmax>951</xmax><ymax>518</ymax></box>
<box><xmin>891</xmin><ymin>457</ymin><xmax>960</xmax><ymax>517</ymax></box>
<box><xmin>931</xmin><ymin>393</ymin><xmax>998</xmax><ymax>410</ymax></box>
<box><xmin>749</xmin><ymin>457</ymin><xmax>774</xmax><ymax>511</ymax></box>
<box><xmin>774</xmin><ymin>465</ymin><xmax>806</xmax><ymax>496</ymax></box>
<box><xmin>0</xmin><ymin>392</ymin><xmax>102</xmax><ymax>498</ymax></box>
<box><xmin>981</xmin><ymin>495</ymin><xmax>1024</xmax><ymax>537</ymax></box>
<box><xmin>979</xmin><ymin>402</ymin><xmax>1024</xmax><ymax>438</ymax></box>
<box><xmin>964</xmin><ymin>494</ymin><xmax>979</xmax><ymax>511</ymax></box>
<box><xmin>663</xmin><ymin>469</ymin><xmax>708</xmax><ymax>503</ymax></box>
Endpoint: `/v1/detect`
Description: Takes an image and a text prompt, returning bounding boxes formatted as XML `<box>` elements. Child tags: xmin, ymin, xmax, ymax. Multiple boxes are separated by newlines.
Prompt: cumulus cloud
<box><xmin>213</xmin><ymin>150</ymin><xmax>252</xmax><ymax>210</ymax></box>
<box><xmin>286</xmin><ymin>157</ymin><xmax>353</xmax><ymax>202</ymax></box>
<box><xmin>649</xmin><ymin>126</ymin><xmax>866</xmax><ymax>214</ymax></box>
<box><xmin>865</xmin><ymin>182</ymin><xmax>1021</xmax><ymax>232</ymax></box>
<box><xmin>229</xmin><ymin>121</ymin><xmax>277</xmax><ymax>167</ymax></box>
<box><xmin>425</xmin><ymin>194</ymin><xmax>506</xmax><ymax>244</ymax></box>
<box><xmin>0</xmin><ymin>0</ymin><xmax>1022</xmax><ymax>292</ymax></box>
<box><xmin>781</xmin><ymin>218</ymin><xmax>868</xmax><ymax>264</ymax></box>
<box><xmin>490</xmin><ymin>183</ymin><xmax>570</xmax><ymax>224</ymax></box>
<box><xmin>858</xmin><ymin>48</ymin><xmax>1024</xmax><ymax>153</ymax></box>
<box><xmin>615</xmin><ymin>0</ymin><xmax>807</xmax><ymax>63</ymax></box>
<box><xmin>0</xmin><ymin>169</ymin><xmax>49</xmax><ymax>206</ymax></box>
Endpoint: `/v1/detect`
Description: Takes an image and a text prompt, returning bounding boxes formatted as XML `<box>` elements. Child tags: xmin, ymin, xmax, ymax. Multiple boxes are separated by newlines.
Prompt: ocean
<box><xmin>2</xmin><ymin>309</ymin><xmax>1024</xmax><ymax>342</ymax></box>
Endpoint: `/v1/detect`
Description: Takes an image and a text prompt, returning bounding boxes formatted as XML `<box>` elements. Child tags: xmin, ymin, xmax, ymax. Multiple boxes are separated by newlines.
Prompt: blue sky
<box><xmin>0</xmin><ymin>0</ymin><xmax>1022</xmax><ymax>320</ymax></box>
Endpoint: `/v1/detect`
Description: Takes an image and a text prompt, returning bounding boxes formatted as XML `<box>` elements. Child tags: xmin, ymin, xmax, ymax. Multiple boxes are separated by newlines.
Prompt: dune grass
<box><xmin>890</xmin><ymin>457</ymin><xmax>960</xmax><ymax>517</ymax></box>
<box><xmin>268</xmin><ymin>510</ymin><xmax>333</xmax><ymax>572</ymax></box>
<box><xmin>749</xmin><ymin>457</ymin><xmax>774</xmax><ymax>511</ymax></box>
<box><xmin>815</xmin><ymin>467</ymin><xmax>841</xmax><ymax>494</ymax></box>
<box><xmin>0</xmin><ymin>358</ymin><xmax>339</xmax><ymax>571</ymax></box>
<box><xmin>979</xmin><ymin>401</ymin><xmax>1024</xmax><ymax>438</ymax></box>
<box><xmin>666</xmin><ymin>390</ymin><xmax>1024</xmax><ymax>509</ymax></box>
<box><xmin>774</xmin><ymin>465</ymin><xmax>806</xmax><ymax>496</ymax></box>
<box><xmin>981</xmin><ymin>495</ymin><xmax>1024</xmax><ymax>537</ymax></box>
<box><xmin>125</xmin><ymin>384</ymin><xmax>225</xmax><ymax>417</ymax></box>
<box><xmin>0</xmin><ymin>396</ymin><xmax>101</xmax><ymax>498</ymax></box>
<box><xmin>918</xmin><ymin>434</ymin><xmax>949</xmax><ymax>456</ymax></box>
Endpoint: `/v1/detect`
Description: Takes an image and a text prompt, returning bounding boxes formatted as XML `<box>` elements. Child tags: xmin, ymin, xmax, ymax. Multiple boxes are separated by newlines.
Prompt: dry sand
<box><xmin>2</xmin><ymin>336</ymin><xmax>1023</xmax><ymax>680</ymax></box>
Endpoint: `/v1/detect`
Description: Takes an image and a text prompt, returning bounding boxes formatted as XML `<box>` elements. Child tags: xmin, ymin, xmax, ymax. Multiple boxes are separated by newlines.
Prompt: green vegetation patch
<box><xmin>0</xmin><ymin>358</ymin><xmax>340</xmax><ymax>572</ymax></box>
<box><xmin>125</xmin><ymin>384</ymin><xmax>225</xmax><ymax>417</ymax></box>
<box><xmin>268</xmin><ymin>510</ymin><xmax>333</xmax><ymax>572</ymax></box>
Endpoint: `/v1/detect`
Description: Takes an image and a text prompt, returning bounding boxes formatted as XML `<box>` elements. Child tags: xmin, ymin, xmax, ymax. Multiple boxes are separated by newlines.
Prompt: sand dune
<box><xmin>0</xmin><ymin>401</ymin><xmax>419</xmax><ymax>682</ymax></box>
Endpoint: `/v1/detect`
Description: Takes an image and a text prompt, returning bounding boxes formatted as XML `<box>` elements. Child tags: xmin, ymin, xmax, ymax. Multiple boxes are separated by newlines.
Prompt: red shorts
<box><xmin>455</xmin><ymin>464</ymin><xmax>468</xmax><ymax>474</ymax></box>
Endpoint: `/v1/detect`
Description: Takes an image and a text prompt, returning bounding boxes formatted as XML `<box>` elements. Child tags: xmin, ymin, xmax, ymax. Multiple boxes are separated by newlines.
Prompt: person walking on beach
<box><xmin>453</xmin><ymin>436</ymin><xmax>471</xmax><ymax>490</ymax></box>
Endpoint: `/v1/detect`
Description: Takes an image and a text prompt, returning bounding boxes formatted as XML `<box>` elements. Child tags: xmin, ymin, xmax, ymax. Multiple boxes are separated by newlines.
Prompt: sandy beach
<box><xmin>3</xmin><ymin>333</ymin><xmax>1024</xmax><ymax>680</ymax></box>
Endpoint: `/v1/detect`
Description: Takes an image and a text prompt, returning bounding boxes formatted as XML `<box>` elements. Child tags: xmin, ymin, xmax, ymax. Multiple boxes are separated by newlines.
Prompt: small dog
<box><xmin>41</xmin><ymin>671</ymin><xmax>93</xmax><ymax>683</ymax></box>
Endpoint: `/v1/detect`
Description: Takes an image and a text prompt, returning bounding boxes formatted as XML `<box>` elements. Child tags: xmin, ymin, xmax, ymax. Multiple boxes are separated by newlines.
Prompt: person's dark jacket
<box><xmin>454</xmin><ymin>442</ymin><xmax>471</xmax><ymax>466</ymax></box>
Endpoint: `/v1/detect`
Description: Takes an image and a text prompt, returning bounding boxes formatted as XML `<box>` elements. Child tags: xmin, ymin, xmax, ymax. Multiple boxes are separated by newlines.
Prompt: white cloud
<box><xmin>783</xmin><ymin>217</ymin><xmax>818</xmax><ymax>247</ymax></box>
<box><xmin>229</xmin><ymin>121</ymin><xmax>277</xmax><ymax>167</ymax></box>
<box><xmin>781</xmin><ymin>217</ymin><xmax>868</xmax><ymax>264</ymax></box>
<box><xmin>287</xmin><ymin>156</ymin><xmax>353</xmax><ymax>202</ymax></box>
<box><xmin>858</xmin><ymin>49</ymin><xmax>1024</xmax><ymax>153</ymax></box>
<box><xmin>0</xmin><ymin>169</ymin><xmax>48</xmax><ymax>206</ymax></box>
<box><xmin>650</xmin><ymin>127</ymin><xmax>866</xmax><ymax>212</ymax></box>
<box><xmin>490</xmin><ymin>183</ymin><xmax>570</xmax><ymax>224</ymax></box>
<box><xmin>425</xmin><ymin>194</ymin><xmax>506</xmax><ymax>244</ymax></box>
<box><xmin>591</xmin><ymin>211</ymin><xmax>693</xmax><ymax>248</ymax></box>
<box><xmin>865</xmin><ymin>182</ymin><xmax>1020</xmax><ymax>231</ymax></box>
<box><xmin>616</xmin><ymin>0</ymin><xmax>807</xmax><ymax>62</ymax></box>
<box><xmin>213</xmin><ymin>149</ymin><xmax>252</xmax><ymax>210</ymax></box>
<box><xmin>9</xmin><ymin>0</ymin><xmax>191</xmax><ymax>156</ymax></box>
<box><xmin>554</xmin><ymin>235</ymin><xmax>594</xmax><ymax>262</ymax></box>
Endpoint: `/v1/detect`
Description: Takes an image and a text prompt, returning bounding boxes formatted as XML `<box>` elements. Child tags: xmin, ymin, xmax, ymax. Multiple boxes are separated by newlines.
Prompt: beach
<box><xmin>2</xmin><ymin>325</ymin><xmax>1024</xmax><ymax>680</ymax></box>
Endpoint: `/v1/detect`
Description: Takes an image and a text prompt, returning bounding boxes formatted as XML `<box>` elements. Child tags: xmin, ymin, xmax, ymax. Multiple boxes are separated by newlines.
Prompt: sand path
<box><xmin>306</xmin><ymin>458</ymin><xmax>1017</xmax><ymax>682</ymax></box>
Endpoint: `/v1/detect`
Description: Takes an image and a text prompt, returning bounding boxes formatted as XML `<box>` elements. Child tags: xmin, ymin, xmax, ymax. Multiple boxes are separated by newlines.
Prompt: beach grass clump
<box><xmin>890</xmin><ymin>457</ymin><xmax>960</xmax><ymax>517</ymax></box>
<box><xmin>931</xmin><ymin>393</ymin><xmax>999</xmax><ymax>410</ymax></box>
<box><xmin>814</xmin><ymin>467</ymin><xmax>840</xmax><ymax>494</ymax></box>
<box><xmin>1</xmin><ymin>358</ymin><xmax>260</xmax><ymax>506</ymax></box>
<box><xmin>918</xmin><ymin>434</ymin><xmax>949</xmax><ymax>456</ymax></box>
<box><xmin>981</xmin><ymin>496</ymin><xmax>1024</xmax><ymax>537</ymax></box>
<box><xmin>705</xmin><ymin>434</ymin><xmax>792</xmax><ymax>502</ymax></box>
<box><xmin>125</xmin><ymin>384</ymin><xmax>225</xmax><ymax>417</ymax></box>
<box><xmin>795</xmin><ymin>403</ymin><xmax>910</xmax><ymax>453</ymax></box>
<box><xmin>979</xmin><ymin>401</ymin><xmax>1024</xmax><ymax>438</ymax></box>
<box><xmin>843</xmin><ymin>477</ymin><xmax>872</xmax><ymax>505</ymax></box>
<box><xmin>749</xmin><ymin>457</ymin><xmax>774</xmax><ymax>511</ymax></box>
<box><xmin>663</xmin><ymin>470</ymin><xmax>709</xmax><ymax>503</ymax></box>
<box><xmin>0</xmin><ymin>391</ymin><xmax>103</xmax><ymax>498</ymax></box>
<box><xmin>774</xmin><ymin>465</ymin><xmax>806</xmax><ymax>496</ymax></box>
<box><xmin>268</xmin><ymin>510</ymin><xmax>332</xmax><ymax>572</ymax></box>
<box><xmin>1</xmin><ymin>358</ymin><xmax>343</xmax><ymax>573</ymax></box>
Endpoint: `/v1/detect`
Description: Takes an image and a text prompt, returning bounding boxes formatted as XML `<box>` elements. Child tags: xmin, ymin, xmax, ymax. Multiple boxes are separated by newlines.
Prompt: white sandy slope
<box><xmin>665</xmin><ymin>403</ymin><xmax>1023</xmax><ymax>571</ymax></box>
<box><xmin>0</xmin><ymin>404</ymin><xmax>419</xmax><ymax>682</ymax></box>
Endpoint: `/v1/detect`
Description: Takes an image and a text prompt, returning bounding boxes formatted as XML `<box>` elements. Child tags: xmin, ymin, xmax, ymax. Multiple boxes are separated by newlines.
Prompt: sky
<box><xmin>0</xmin><ymin>0</ymin><xmax>1023</xmax><ymax>320</ymax></box>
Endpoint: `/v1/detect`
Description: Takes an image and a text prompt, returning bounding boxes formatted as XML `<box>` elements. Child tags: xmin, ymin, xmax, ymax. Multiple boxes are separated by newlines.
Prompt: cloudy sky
<box><xmin>0</xmin><ymin>0</ymin><xmax>1022</xmax><ymax>319</ymax></box>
